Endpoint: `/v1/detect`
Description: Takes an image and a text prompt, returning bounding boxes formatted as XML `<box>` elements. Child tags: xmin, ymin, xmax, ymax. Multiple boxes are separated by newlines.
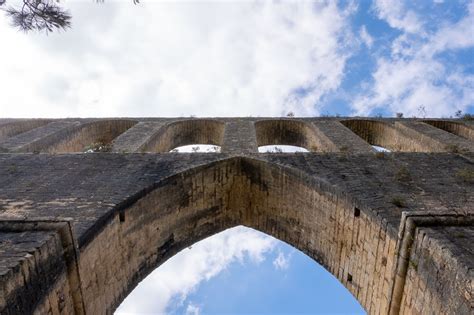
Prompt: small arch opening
<box><xmin>38</xmin><ymin>119</ymin><xmax>138</xmax><ymax>153</ymax></box>
<box><xmin>115</xmin><ymin>226</ymin><xmax>365</xmax><ymax>315</ymax></box>
<box><xmin>170</xmin><ymin>144</ymin><xmax>221</xmax><ymax>153</ymax></box>
<box><xmin>0</xmin><ymin>119</ymin><xmax>52</xmax><ymax>141</ymax></box>
<box><xmin>423</xmin><ymin>120</ymin><xmax>474</xmax><ymax>141</ymax></box>
<box><xmin>142</xmin><ymin>119</ymin><xmax>225</xmax><ymax>153</ymax></box>
<box><xmin>341</xmin><ymin>119</ymin><xmax>414</xmax><ymax>152</ymax></box>
<box><xmin>255</xmin><ymin>119</ymin><xmax>320</xmax><ymax>152</ymax></box>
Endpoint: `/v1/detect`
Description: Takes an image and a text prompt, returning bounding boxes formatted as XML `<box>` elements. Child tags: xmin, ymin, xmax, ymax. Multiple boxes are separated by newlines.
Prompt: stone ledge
<box><xmin>388</xmin><ymin>211</ymin><xmax>474</xmax><ymax>314</ymax></box>
<box><xmin>0</xmin><ymin>218</ymin><xmax>85</xmax><ymax>315</ymax></box>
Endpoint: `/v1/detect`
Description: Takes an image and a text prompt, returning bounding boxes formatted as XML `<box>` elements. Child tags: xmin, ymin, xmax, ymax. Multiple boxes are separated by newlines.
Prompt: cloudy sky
<box><xmin>116</xmin><ymin>226</ymin><xmax>365</xmax><ymax>315</ymax></box>
<box><xmin>1</xmin><ymin>0</ymin><xmax>473</xmax><ymax>314</ymax></box>
<box><xmin>0</xmin><ymin>0</ymin><xmax>472</xmax><ymax>118</ymax></box>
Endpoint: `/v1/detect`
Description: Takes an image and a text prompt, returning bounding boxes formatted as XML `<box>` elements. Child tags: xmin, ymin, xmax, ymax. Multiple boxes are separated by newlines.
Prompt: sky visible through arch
<box><xmin>116</xmin><ymin>226</ymin><xmax>365</xmax><ymax>315</ymax></box>
<box><xmin>0</xmin><ymin>0</ymin><xmax>473</xmax><ymax>314</ymax></box>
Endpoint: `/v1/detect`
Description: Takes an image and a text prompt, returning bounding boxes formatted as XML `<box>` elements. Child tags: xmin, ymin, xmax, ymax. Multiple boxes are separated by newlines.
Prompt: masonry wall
<box><xmin>0</xmin><ymin>117</ymin><xmax>472</xmax><ymax>315</ymax></box>
<box><xmin>73</xmin><ymin>157</ymin><xmax>397</xmax><ymax>314</ymax></box>
<box><xmin>401</xmin><ymin>224</ymin><xmax>473</xmax><ymax>314</ymax></box>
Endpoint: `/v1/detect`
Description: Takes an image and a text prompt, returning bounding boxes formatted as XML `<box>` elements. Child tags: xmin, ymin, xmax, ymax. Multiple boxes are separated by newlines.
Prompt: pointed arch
<box><xmin>74</xmin><ymin>157</ymin><xmax>395</xmax><ymax>314</ymax></box>
<box><xmin>117</xmin><ymin>225</ymin><xmax>365</xmax><ymax>314</ymax></box>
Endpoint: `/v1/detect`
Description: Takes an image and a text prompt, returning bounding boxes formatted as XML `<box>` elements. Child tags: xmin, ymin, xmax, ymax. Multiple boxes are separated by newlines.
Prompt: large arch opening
<box><xmin>75</xmin><ymin>157</ymin><xmax>396</xmax><ymax>315</ymax></box>
<box><xmin>115</xmin><ymin>225</ymin><xmax>365</xmax><ymax>314</ymax></box>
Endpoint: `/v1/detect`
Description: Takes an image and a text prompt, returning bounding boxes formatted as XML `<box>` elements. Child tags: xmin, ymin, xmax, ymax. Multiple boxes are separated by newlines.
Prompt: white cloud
<box><xmin>115</xmin><ymin>226</ymin><xmax>276</xmax><ymax>315</ymax></box>
<box><xmin>354</xmin><ymin>1</ymin><xmax>474</xmax><ymax>117</ymax></box>
<box><xmin>185</xmin><ymin>303</ymin><xmax>200</xmax><ymax>315</ymax></box>
<box><xmin>0</xmin><ymin>1</ymin><xmax>355</xmax><ymax>118</ymax></box>
<box><xmin>372</xmin><ymin>0</ymin><xmax>423</xmax><ymax>34</ymax></box>
<box><xmin>359</xmin><ymin>25</ymin><xmax>373</xmax><ymax>48</ymax></box>
<box><xmin>273</xmin><ymin>251</ymin><xmax>291</xmax><ymax>270</ymax></box>
<box><xmin>422</xmin><ymin>2</ymin><xmax>474</xmax><ymax>56</ymax></box>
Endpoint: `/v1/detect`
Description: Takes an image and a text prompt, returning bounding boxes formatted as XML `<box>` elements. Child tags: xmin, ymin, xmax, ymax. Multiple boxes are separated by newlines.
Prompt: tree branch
<box><xmin>3</xmin><ymin>0</ymin><xmax>71</xmax><ymax>33</ymax></box>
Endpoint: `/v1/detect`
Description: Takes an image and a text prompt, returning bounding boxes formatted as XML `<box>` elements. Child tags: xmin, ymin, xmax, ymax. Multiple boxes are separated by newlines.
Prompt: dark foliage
<box><xmin>3</xmin><ymin>0</ymin><xmax>71</xmax><ymax>32</ymax></box>
<box><xmin>1</xmin><ymin>0</ymin><xmax>139</xmax><ymax>33</ymax></box>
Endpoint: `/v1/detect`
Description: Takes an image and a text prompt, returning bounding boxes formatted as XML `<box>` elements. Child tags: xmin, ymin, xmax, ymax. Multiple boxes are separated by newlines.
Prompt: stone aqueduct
<box><xmin>0</xmin><ymin>117</ymin><xmax>472</xmax><ymax>315</ymax></box>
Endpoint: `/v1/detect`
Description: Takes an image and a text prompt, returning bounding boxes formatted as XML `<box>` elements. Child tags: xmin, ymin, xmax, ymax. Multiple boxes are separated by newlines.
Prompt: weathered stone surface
<box><xmin>0</xmin><ymin>119</ymin><xmax>52</xmax><ymax>143</ymax></box>
<box><xmin>0</xmin><ymin>117</ymin><xmax>472</xmax><ymax>315</ymax></box>
<box><xmin>0</xmin><ymin>121</ymin><xmax>81</xmax><ymax>152</ymax></box>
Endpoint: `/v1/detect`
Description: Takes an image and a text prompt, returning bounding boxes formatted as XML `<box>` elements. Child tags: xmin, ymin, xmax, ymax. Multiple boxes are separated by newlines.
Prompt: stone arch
<box><xmin>423</xmin><ymin>120</ymin><xmax>474</xmax><ymax>141</ymax></box>
<box><xmin>0</xmin><ymin>119</ymin><xmax>52</xmax><ymax>141</ymax></box>
<box><xmin>71</xmin><ymin>157</ymin><xmax>395</xmax><ymax>314</ymax></box>
<box><xmin>140</xmin><ymin>119</ymin><xmax>225</xmax><ymax>152</ymax></box>
<box><xmin>341</xmin><ymin>119</ymin><xmax>435</xmax><ymax>152</ymax></box>
<box><xmin>254</xmin><ymin>119</ymin><xmax>320</xmax><ymax>152</ymax></box>
<box><xmin>117</xmin><ymin>224</ymin><xmax>364</xmax><ymax>313</ymax></box>
<box><xmin>33</xmin><ymin>119</ymin><xmax>138</xmax><ymax>153</ymax></box>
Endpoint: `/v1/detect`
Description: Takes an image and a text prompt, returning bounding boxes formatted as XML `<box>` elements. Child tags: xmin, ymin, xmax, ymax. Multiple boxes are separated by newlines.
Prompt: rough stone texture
<box><xmin>0</xmin><ymin>230</ymin><xmax>66</xmax><ymax>314</ymax></box>
<box><xmin>310</xmin><ymin>120</ymin><xmax>374</xmax><ymax>153</ymax></box>
<box><xmin>222</xmin><ymin>120</ymin><xmax>258</xmax><ymax>154</ymax></box>
<box><xmin>0</xmin><ymin>120</ymin><xmax>52</xmax><ymax>142</ymax></box>
<box><xmin>423</xmin><ymin>120</ymin><xmax>474</xmax><ymax>141</ymax></box>
<box><xmin>111</xmin><ymin>121</ymin><xmax>167</xmax><ymax>153</ymax></box>
<box><xmin>0</xmin><ymin>117</ymin><xmax>472</xmax><ymax>315</ymax></box>
<box><xmin>0</xmin><ymin>121</ymin><xmax>81</xmax><ymax>152</ymax></box>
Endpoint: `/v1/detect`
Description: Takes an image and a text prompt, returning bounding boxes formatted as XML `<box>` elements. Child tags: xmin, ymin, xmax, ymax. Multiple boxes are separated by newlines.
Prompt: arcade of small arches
<box><xmin>0</xmin><ymin>117</ymin><xmax>472</xmax><ymax>315</ymax></box>
<box><xmin>0</xmin><ymin>117</ymin><xmax>473</xmax><ymax>154</ymax></box>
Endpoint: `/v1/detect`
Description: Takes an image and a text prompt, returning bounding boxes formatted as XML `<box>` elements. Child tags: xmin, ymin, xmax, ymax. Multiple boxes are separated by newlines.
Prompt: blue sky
<box><xmin>116</xmin><ymin>226</ymin><xmax>365</xmax><ymax>315</ymax></box>
<box><xmin>1</xmin><ymin>1</ymin><xmax>473</xmax><ymax>314</ymax></box>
